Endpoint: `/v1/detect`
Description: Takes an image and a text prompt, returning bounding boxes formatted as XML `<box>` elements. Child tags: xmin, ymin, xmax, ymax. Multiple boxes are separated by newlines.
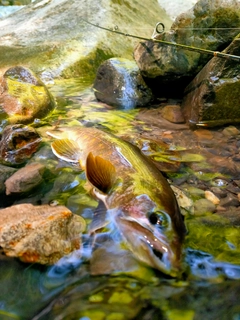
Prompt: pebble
<box><xmin>222</xmin><ymin>126</ymin><xmax>240</xmax><ymax>137</ymax></box>
<box><xmin>210</xmin><ymin>187</ymin><xmax>227</xmax><ymax>199</ymax></box>
<box><xmin>219</xmin><ymin>194</ymin><xmax>240</xmax><ymax>208</ymax></box>
<box><xmin>205</xmin><ymin>190</ymin><xmax>220</xmax><ymax>205</ymax></box>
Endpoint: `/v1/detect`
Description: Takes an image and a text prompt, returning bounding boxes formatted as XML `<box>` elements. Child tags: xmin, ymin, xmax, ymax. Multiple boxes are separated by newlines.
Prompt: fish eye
<box><xmin>148</xmin><ymin>211</ymin><xmax>168</xmax><ymax>228</ymax></box>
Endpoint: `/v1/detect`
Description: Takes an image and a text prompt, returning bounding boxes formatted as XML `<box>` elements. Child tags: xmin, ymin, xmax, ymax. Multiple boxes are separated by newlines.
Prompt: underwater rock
<box><xmin>94</xmin><ymin>58</ymin><xmax>152</xmax><ymax>109</ymax></box>
<box><xmin>0</xmin><ymin>204</ymin><xmax>86</xmax><ymax>264</ymax></box>
<box><xmin>219</xmin><ymin>193</ymin><xmax>240</xmax><ymax>208</ymax></box>
<box><xmin>0</xmin><ymin>124</ymin><xmax>41</xmax><ymax>166</ymax></box>
<box><xmin>193</xmin><ymin>198</ymin><xmax>216</xmax><ymax>215</ymax></box>
<box><xmin>0</xmin><ymin>0</ymin><xmax>172</xmax><ymax>81</ymax></box>
<box><xmin>181</xmin><ymin>33</ymin><xmax>240</xmax><ymax>127</ymax></box>
<box><xmin>134</xmin><ymin>0</ymin><xmax>240</xmax><ymax>97</ymax></box>
<box><xmin>0</xmin><ymin>66</ymin><xmax>55</xmax><ymax>126</ymax></box>
<box><xmin>5</xmin><ymin>162</ymin><xmax>45</xmax><ymax>195</ymax></box>
<box><xmin>0</xmin><ymin>164</ymin><xmax>17</xmax><ymax>194</ymax></box>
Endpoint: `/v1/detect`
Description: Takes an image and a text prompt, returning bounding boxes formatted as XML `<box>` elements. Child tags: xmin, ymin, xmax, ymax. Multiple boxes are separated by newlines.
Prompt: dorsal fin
<box><xmin>51</xmin><ymin>139</ymin><xmax>81</xmax><ymax>163</ymax></box>
<box><xmin>86</xmin><ymin>152</ymin><xmax>116</xmax><ymax>194</ymax></box>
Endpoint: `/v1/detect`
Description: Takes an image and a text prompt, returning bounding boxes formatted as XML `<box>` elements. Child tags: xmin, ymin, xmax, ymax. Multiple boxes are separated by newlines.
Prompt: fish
<box><xmin>47</xmin><ymin>126</ymin><xmax>186</xmax><ymax>276</ymax></box>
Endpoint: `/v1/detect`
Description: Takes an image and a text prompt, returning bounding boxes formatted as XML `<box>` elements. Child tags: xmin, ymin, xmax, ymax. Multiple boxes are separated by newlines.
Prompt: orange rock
<box><xmin>0</xmin><ymin>204</ymin><xmax>86</xmax><ymax>264</ymax></box>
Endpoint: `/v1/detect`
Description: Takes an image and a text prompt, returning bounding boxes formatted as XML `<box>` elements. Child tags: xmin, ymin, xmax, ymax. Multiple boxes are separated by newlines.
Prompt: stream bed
<box><xmin>1</xmin><ymin>79</ymin><xmax>240</xmax><ymax>320</ymax></box>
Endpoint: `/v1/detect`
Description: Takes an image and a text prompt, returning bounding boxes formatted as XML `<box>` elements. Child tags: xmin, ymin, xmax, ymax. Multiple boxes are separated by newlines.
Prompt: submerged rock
<box><xmin>161</xmin><ymin>104</ymin><xmax>185</xmax><ymax>123</ymax></box>
<box><xmin>0</xmin><ymin>164</ymin><xmax>17</xmax><ymax>194</ymax></box>
<box><xmin>0</xmin><ymin>124</ymin><xmax>41</xmax><ymax>165</ymax></box>
<box><xmin>181</xmin><ymin>33</ymin><xmax>240</xmax><ymax>126</ymax></box>
<box><xmin>5</xmin><ymin>162</ymin><xmax>45</xmax><ymax>195</ymax></box>
<box><xmin>134</xmin><ymin>0</ymin><xmax>240</xmax><ymax>97</ymax></box>
<box><xmin>0</xmin><ymin>66</ymin><xmax>55</xmax><ymax>126</ymax></box>
<box><xmin>94</xmin><ymin>58</ymin><xmax>152</xmax><ymax>109</ymax></box>
<box><xmin>0</xmin><ymin>204</ymin><xmax>86</xmax><ymax>264</ymax></box>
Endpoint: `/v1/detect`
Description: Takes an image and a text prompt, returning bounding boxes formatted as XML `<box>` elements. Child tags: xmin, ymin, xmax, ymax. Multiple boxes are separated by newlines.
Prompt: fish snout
<box><xmin>115</xmin><ymin>214</ymin><xmax>182</xmax><ymax>276</ymax></box>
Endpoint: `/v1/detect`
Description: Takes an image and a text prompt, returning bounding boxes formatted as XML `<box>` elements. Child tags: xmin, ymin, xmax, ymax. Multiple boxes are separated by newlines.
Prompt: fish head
<box><xmin>112</xmin><ymin>194</ymin><xmax>186</xmax><ymax>277</ymax></box>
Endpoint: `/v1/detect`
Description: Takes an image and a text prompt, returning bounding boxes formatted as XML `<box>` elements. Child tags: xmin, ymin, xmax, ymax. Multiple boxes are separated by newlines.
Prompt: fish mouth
<box><xmin>115</xmin><ymin>214</ymin><xmax>180</xmax><ymax>276</ymax></box>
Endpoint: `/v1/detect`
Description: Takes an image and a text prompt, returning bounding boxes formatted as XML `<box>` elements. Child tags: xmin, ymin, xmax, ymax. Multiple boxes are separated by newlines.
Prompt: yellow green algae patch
<box><xmin>185</xmin><ymin>215</ymin><xmax>240</xmax><ymax>265</ymax></box>
<box><xmin>166</xmin><ymin>309</ymin><xmax>195</xmax><ymax>320</ymax></box>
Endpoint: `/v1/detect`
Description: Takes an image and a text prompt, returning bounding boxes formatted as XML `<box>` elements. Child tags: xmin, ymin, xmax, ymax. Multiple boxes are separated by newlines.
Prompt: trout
<box><xmin>47</xmin><ymin>127</ymin><xmax>186</xmax><ymax>276</ymax></box>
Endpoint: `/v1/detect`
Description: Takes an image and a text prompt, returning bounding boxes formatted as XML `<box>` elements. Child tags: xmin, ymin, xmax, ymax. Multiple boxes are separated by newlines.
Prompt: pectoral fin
<box><xmin>86</xmin><ymin>152</ymin><xmax>116</xmax><ymax>194</ymax></box>
<box><xmin>88</xmin><ymin>201</ymin><xmax>109</xmax><ymax>233</ymax></box>
<box><xmin>51</xmin><ymin>139</ymin><xmax>82</xmax><ymax>163</ymax></box>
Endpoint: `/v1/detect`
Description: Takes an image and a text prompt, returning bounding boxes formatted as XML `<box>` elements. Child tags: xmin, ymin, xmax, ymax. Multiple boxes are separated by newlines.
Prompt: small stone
<box><xmin>5</xmin><ymin>162</ymin><xmax>45</xmax><ymax>195</ymax></box>
<box><xmin>205</xmin><ymin>190</ymin><xmax>220</xmax><ymax>205</ymax></box>
<box><xmin>220</xmin><ymin>194</ymin><xmax>240</xmax><ymax>208</ymax></box>
<box><xmin>222</xmin><ymin>126</ymin><xmax>240</xmax><ymax>137</ymax></box>
<box><xmin>194</xmin><ymin>129</ymin><xmax>213</xmax><ymax>140</ymax></box>
<box><xmin>210</xmin><ymin>187</ymin><xmax>227</xmax><ymax>199</ymax></box>
<box><xmin>161</xmin><ymin>105</ymin><xmax>185</xmax><ymax>123</ymax></box>
<box><xmin>193</xmin><ymin>198</ymin><xmax>216</xmax><ymax>216</ymax></box>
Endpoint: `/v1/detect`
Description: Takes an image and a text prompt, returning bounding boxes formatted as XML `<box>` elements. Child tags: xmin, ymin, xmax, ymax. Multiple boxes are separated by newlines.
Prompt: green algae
<box><xmin>202</xmin><ymin>80</ymin><xmax>240</xmax><ymax>122</ymax></box>
<box><xmin>185</xmin><ymin>215</ymin><xmax>240</xmax><ymax>265</ymax></box>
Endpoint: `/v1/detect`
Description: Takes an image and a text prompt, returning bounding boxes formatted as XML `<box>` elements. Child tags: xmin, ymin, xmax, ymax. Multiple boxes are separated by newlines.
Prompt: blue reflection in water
<box><xmin>186</xmin><ymin>248</ymin><xmax>240</xmax><ymax>280</ymax></box>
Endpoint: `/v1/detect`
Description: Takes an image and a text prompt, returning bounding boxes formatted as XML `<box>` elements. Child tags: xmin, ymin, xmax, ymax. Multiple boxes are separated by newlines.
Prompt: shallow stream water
<box><xmin>1</xmin><ymin>79</ymin><xmax>240</xmax><ymax>320</ymax></box>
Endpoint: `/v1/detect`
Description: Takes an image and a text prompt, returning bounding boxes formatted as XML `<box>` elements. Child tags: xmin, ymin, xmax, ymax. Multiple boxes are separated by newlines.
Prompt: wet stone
<box><xmin>5</xmin><ymin>162</ymin><xmax>45</xmax><ymax>195</ymax></box>
<box><xmin>0</xmin><ymin>124</ymin><xmax>41</xmax><ymax>166</ymax></box>
<box><xmin>0</xmin><ymin>66</ymin><xmax>55</xmax><ymax>126</ymax></box>
<box><xmin>219</xmin><ymin>194</ymin><xmax>240</xmax><ymax>208</ymax></box>
<box><xmin>0</xmin><ymin>203</ymin><xmax>86</xmax><ymax>264</ymax></box>
<box><xmin>210</xmin><ymin>187</ymin><xmax>228</xmax><ymax>199</ymax></box>
<box><xmin>94</xmin><ymin>58</ymin><xmax>152</xmax><ymax>109</ymax></box>
<box><xmin>193</xmin><ymin>198</ymin><xmax>216</xmax><ymax>216</ymax></box>
<box><xmin>0</xmin><ymin>164</ymin><xmax>17</xmax><ymax>194</ymax></box>
<box><xmin>161</xmin><ymin>105</ymin><xmax>185</xmax><ymax>124</ymax></box>
<box><xmin>205</xmin><ymin>190</ymin><xmax>220</xmax><ymax>205</ymax></box>
<box><xmin>222</xmin><ymin>126</ymin><xmax>240</xmax><ymax>137</ymax></box>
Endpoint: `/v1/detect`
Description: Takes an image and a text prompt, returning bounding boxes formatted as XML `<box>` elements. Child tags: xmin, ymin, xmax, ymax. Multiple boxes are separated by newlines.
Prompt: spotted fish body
<box><xmin>48</xmin><ymin>126</ymin><xmax>186</xmax><ymax>276</ymax></box>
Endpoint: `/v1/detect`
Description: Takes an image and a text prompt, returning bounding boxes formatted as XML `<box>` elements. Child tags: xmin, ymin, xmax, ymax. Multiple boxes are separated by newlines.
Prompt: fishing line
<box><xmin>82</xmin><ymin>18</ymin><xmax>240</xmax><ymax>61</ymax></box>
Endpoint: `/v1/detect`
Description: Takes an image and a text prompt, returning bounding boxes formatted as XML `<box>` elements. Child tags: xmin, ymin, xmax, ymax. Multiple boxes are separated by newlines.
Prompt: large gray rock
<box><xmin>181</xmin><ymin>33</ymin><xmax>240</xmax><ymax>127</ymax></box>
<box><xmin>134</xmin><ymin>0</ymin><xmax>240</xmax><ymax>97</ymax></box>
<box><xmin>0</xmin><ymin>0</ymin><xmax>172</xmax><ymax>82</ymax></box>
<box><xmin>0</xmin><ymin>204</ymin><xmax>86</xmax><ymax>264</ymax></box>
<box><xmin>94</xmin><ymin>58</ymin><xmax>152</xmax><ymax>109</ymax></box>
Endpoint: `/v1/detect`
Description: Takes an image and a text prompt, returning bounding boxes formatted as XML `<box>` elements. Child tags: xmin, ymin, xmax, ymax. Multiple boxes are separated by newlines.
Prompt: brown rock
<box><xmin>182</xmin><ymin>33</ymin><xmax>240</xmax><ymax>127</ymax></box>
<box><xmin>161</xmin><ymin>105</ymin><xmax>185</xmax><ymax>123</ymax></box>
<box><xmin>0</xmin><ymin>204</ymin><xmax>86</xmax><ymax>264</ymax></box>
<box><xmin>0</xmin><ymin>124</ymin><xmax>41</xmax><ymax>165</ymax></box>
<box><xmin>220</xmin><ymin>194</ymin><xmax>240</xmax><ymax>207</ymax></box>
<box><xmin>5</xmin><ymin>162</ymin><xmax>45</xmax><ymax>195</ymax></box>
